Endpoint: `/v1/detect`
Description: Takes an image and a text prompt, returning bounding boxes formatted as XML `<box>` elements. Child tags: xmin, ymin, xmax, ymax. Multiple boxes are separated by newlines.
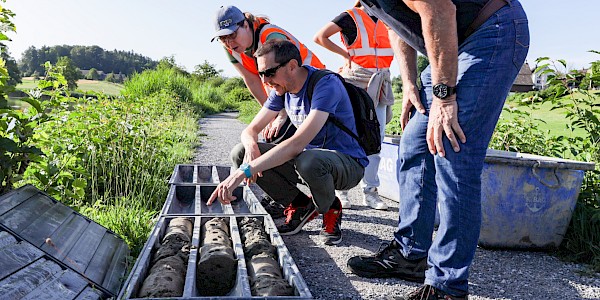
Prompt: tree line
<box><xmin>18</xmin><ymin>45</ymin><xmax>158</xmax><ymax>77</ymax></box>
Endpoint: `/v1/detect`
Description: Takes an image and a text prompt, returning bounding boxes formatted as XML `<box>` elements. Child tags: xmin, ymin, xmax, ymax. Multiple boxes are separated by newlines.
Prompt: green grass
<box><xmin>75</xmin><ymin>79</ymin><xmax>124</xmax><ymax>96</ymax></box>
<box><xmin>17</xmin><ymin>78</ymin><xmax>124</xmax><ymax>96</ymax></box>
<box><xmin>237</xmin><ymin>100</ymin><xmax>261</xmax><ymax>124</ymax></box>
<box><xmin>15</xmin><ymin>77</ymin><xmax>38</xmax><ymax>90</ymax></box>
<box><xmin>79</xmin><ymin>197</ymin><xmax>157</xmax><ymax>258</ymax></box>
<box><xmin>503</xmin><ymin>95</ymin><xmax>588</xmax><ymax>138</ymax></box>
<box><xmin>385</xmin><ymin>93</ymin><xmax>404</xmax><ymax>136</ymax></box>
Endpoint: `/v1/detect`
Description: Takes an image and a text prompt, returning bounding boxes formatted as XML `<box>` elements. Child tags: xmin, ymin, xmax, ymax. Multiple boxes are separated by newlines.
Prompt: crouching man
<box><xmin>208</xmin><ymin>39</ymin><xmax>367</xmax><ymax>245</ymax></box>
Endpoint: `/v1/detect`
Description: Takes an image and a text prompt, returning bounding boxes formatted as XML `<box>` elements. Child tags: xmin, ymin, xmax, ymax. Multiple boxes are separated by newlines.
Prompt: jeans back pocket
<box><xmin>513</xmin><ymin>19</ymin><xmax>530</xmax><ymax>69</ymax></box>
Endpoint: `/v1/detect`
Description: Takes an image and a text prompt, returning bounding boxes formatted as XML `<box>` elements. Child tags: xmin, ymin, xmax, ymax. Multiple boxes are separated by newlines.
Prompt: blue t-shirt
<box><xmin>264</xmin><ymin>65</ymin><xmax>368</xmax><ymax>167</ymax></box>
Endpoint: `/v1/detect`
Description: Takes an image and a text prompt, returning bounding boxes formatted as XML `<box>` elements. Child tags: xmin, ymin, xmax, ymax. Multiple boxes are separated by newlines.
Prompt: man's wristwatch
<box><xmin>239</xmin><ymin>163</ymin><xmax>252</xmax><ymax>178</ymax></box>
<box><xmin>432</xmin><ymin>83</ymin><xmax>457</xmax><ymax>100</ymax></box>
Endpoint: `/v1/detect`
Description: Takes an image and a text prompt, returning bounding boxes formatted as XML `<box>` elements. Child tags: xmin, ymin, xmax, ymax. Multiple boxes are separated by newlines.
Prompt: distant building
<box><xmin>80</xmin><ymin>69</ymin><xmax>126</xmax><ymax>82</ymax></box>
<box><xmin>511</xmin><ymin>62</ymin><xmax>535</xmax><ymax>92</ymax></box>
<box><xmin>80</xmin><ymin>69</ymin><xmax>106</xmax><ymax>80</ymax></box>
<box><xmin>566</xmin><ymin>68</ymin><xmax>589</xmax><ymax>89</ymax></box>
<box><xmin>532</xmin><ymin>64</ymin><xmax>551</xmax><ymax>90</ymax></box>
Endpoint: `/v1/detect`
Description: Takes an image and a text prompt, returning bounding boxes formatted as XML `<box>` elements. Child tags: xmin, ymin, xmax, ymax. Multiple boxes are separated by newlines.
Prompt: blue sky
<box><xmin>6</xmin><ymin>0</ymin><xmax>599</xmax><ymax>78</ymax></box>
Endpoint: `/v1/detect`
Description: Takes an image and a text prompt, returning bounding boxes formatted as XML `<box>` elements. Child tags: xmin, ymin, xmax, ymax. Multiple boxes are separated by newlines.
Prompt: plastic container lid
<box><xmin>484</xmin><ymin>149</ymin><xmax>596</xmax><ymax>171</ymax></box>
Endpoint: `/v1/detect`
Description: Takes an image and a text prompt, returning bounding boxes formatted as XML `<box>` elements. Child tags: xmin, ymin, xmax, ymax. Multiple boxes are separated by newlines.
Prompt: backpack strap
<box><xmin>251</xmin><ymin>22</ymin><xmax>269</xmax><ymax>65</ymax></box>
<box><xmin>254</xmin><ymin>22</ymin><xmax>268</xmax><ymax>48</ymax></box>
<box><xmin>306</xmin><ymin>70</ymin><xmax>360</xmax><ymax>141</ymax></box>
<box><xmin>306</xmin><ymin>69</ymin><xmax>334</xmax><ymax>100</ymax></box>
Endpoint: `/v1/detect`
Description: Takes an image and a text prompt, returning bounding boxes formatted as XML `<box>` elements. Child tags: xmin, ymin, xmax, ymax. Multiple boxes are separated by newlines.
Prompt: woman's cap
<box><xmin>211</xmin><ymin>5</ymin><xmax>245</xmax><ymax>42</ymax></box>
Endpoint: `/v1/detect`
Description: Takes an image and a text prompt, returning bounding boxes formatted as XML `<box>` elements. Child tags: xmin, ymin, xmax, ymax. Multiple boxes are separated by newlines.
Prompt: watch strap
<box><xmin>240</xmin><ymin>163</ymin><xmax>252</xmax><ymax>178</ymax></box>
<box><xmin>446</xmin><ymin>86</ymin><xmax>457</xmax><ymax>97</ymax></box>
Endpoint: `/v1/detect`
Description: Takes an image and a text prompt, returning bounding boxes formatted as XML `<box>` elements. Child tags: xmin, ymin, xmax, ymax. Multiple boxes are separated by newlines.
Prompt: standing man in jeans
<box><xmin>347</xmin><ymin>0</ymin><xmax>529</xmax><ymax>299</ymax></box>
<box><xmin>208</xmin><ymin>39</ymin><xmax>367</xmax><ymax>246</ymax></box>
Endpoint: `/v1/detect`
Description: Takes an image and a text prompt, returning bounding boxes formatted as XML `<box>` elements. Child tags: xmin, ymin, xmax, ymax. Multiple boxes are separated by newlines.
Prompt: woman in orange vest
<box><xmin>211</xmin><ymin>5</ymin><xmax>325</xmax><ymax>144</ymax></box>
<box><xmin>314</xmin><ymin>1</ymin><xmax>395</xmax><ymax>211</ymax></box>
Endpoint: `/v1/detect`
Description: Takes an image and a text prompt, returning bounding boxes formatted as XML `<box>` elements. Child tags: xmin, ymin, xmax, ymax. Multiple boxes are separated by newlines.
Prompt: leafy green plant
<box><xmin>237</xmin><ymin>99</ymin><xmax>261</xmax><ymax>124</ymax></box>
<box><xmin>0</xmin><ymin>96</ymin><xmax>49</xmax><ymax>194</ymax></box>
<box><xmin>0</xmin><ymin>2</ymin><xmax>50</xmax><ymax>195</ymax></box>
<box><xmin>385</xmin><ymin>96</ymin><xmax>403</xmax><ymax>136</ymax></box>
<box><xmin>1</xmin><ymin>47</ymin><xmax>21</xmax><ymax>86</ymax></box>
<box><xmin>85</xmin><ymin>68</ymin><xmax>100</xmax><ymax>80</ymax></box>
<box><xmin>192</xmin><ymin>84</ymin><xmax>224</xmax><ymax>114</ymax></box>
<box><xmin>224</xmin><ymin>87</ymin><xmax>253</xmax><ymax>106</ymax></box>
<box><xmin>55</xmin><ymin>56</ymin><xmax>81</xmax><ymax>90</ymax></box>
<box><xmin>204</xmin><ymin>76</ymin><xmax>226</xmax><ymax>88</ymax></box>
<box><xmin>506</xmin><ymin>91</ymin><xmax>539</xmax><ymax>105</ymax></box>
<box><xmin>12</xmin><ymin>63</ymin><xmax>91</xmax><ymax>202</ymax></box>
<box><xmin>123</xmin><ymin>66</ymin><xmax>193</xmax><ymax>103</ymax></box>
<box><xmin>490</xmin><ymin>104</ymin><xmax>567</xmax><ymax>157</ymax></box>
<box><xmin>193</xmin><ymin>60</ymin><xmax>222</xmax><ymax>82</ymax></box>
<box><xmin>219</xmin><ymin>77</ymin><xmax>246</xmax><ymax>93</ymax></box>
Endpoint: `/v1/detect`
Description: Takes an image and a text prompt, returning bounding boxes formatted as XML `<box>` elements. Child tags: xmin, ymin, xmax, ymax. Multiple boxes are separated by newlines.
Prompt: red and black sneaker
<box><xmin>319</xmin><ymin>198</ymin><xmax>343</xmax><ymax>245</ymax></box>
<box><xmin>276</xmin><ymin>201</ymin><xmax>318</xmax><ymax>236</ymax></box>
<box><xmin>260</xmin><ymin>196</ymin><xmax>286</xmax><ymax>219</ymax></box>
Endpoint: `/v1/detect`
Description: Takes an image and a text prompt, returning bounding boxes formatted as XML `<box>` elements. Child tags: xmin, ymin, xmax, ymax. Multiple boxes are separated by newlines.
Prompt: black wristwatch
<box><xmin>432</xmin><ymin>83</ymin><xmax>457</xmax><ymax>100</ymax></box>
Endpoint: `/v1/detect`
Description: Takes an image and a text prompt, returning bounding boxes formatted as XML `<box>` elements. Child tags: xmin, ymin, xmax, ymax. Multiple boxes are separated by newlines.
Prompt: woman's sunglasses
<box><xmin>218</xmin><ymin>21</ymin><xmax>245</xmax><ymax>43</ymax></box>
<box><xmin>258</xmin><ymin>59</ymin><xmax>292</xmax><ymax>78</ymax></box>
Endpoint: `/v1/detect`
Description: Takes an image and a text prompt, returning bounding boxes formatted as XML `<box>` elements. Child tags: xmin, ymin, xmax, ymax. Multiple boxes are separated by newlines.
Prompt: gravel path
<box><xmin>194</xmin><ymin>112</ymin><xmax>600</xmax><ymax>300</ymax></box>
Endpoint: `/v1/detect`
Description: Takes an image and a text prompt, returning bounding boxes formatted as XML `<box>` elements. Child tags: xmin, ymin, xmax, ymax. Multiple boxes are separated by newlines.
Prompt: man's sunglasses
<box><xmin>258</xmin><ymin>59</ymin><xmax>292</xmax><ymax>78</ymax></box>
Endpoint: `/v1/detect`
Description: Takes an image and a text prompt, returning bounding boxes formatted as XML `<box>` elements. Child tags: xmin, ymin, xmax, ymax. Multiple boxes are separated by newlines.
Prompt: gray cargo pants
<box><xmin>231</xmin><ymin>143</ymin><xmax>364</xmax><ymax>214</ymax></box>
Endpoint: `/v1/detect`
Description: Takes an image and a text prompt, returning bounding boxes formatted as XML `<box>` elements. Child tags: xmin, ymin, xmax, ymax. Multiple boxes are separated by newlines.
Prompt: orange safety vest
<box><xmin>342</xmin><ymin>8</ymin><xmax>394</xmax><ymax>70</ymax></box>
<box><xmin>229</xmin><ymin>17</ymin><xmax>325</xmax><ymax>75</ymax></box>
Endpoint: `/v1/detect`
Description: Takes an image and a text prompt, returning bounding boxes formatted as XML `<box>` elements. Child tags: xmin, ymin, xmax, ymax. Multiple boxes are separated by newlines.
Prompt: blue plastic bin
<box><xmin>377</xmin><ymin>137</ymin><xmax>596</xmax><ymax>249</ymax></box>
<box><xmin>378</xmin><ymin>136</ymin><xmax>401</xmax><ymax>202</ymax></box>
<box><xmin>479</xmin><ymin>149</ymin><xmax>595</xmax><ymax>249</ymax></box>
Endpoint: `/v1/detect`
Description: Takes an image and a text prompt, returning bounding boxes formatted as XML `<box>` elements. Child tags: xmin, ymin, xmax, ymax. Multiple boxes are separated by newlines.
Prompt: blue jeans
<box><xmin>394</xmin><ymin>1</ymin><xmax>529</xmax><ymax>296</ymax></box>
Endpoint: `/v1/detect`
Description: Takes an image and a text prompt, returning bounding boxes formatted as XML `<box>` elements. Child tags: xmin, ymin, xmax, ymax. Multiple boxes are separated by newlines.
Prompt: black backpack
<box><xmin>306</xmin><ymin>69</ymin><xmax>381</xmax><ymax>155</ymax></box>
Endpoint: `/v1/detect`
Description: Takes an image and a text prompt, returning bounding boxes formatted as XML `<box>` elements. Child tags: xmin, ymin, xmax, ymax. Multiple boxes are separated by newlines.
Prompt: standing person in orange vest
<box><xmin>211</xmin><ymin>5</ymin><xmax>326</xmax><ymax>218</ymax></box>
<box><xmin>314</xmin><ymin>1</ymin><xmax>394</xmax><ymax>211</ymax></box>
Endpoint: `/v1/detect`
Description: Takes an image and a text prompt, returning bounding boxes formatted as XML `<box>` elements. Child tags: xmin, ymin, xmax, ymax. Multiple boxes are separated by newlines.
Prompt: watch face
<box><xmin>433</xmin><ymin>84</ymin><xmax>448</xmax><ymax>99</ymax></box>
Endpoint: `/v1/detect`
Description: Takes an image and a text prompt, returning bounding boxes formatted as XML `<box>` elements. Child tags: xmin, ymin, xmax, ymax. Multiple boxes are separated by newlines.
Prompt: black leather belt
<box><xmin>464</xmin><ymin>0</ymin><xmax>510</xmax><ymax>38</ymax></box>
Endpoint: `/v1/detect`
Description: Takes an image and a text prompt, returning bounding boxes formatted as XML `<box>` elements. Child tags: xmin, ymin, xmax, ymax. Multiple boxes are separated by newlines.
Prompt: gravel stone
<box><xmin>194</xmin><ymin>112</ymin><xmax>600</xmax><ymax>299</ymax></box>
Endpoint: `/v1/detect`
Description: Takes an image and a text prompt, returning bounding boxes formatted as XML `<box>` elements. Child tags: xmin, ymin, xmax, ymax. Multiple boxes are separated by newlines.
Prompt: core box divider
<box><xmin>160</xmin><ymin>184</ymin><xmax>268</xmax><ymax>217</ymax></box>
